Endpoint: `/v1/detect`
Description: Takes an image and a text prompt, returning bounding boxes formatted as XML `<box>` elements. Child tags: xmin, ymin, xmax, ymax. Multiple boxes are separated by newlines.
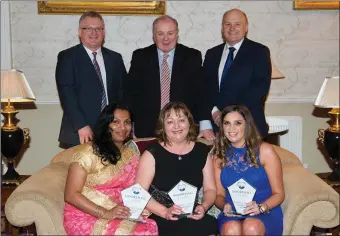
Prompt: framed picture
<box><xmin>37</xmin><ymin>1</ymin><xmax>166</xmax><ymax>15</ymax></box>
<box><xmin>294</xmin><ymin>1</ymin><xmax>340</xmax><ymax>10</ymax></box>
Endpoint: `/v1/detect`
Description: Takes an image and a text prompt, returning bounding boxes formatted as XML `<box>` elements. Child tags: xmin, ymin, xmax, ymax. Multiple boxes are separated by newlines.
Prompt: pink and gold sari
<box><xmin>63</xmin><ymin>142</ymin><xmax>158</xmax><ymax>235</ymax></box>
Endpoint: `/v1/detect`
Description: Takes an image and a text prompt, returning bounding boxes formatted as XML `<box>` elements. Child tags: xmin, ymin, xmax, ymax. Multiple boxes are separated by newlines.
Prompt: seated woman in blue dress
<box><xmin>212</xmin><ymin>104</ymin><xmax>284</xmax><ymax>235</ymax></box>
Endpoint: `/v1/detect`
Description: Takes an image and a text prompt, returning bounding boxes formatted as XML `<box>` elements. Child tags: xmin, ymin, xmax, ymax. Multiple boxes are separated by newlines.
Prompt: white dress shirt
<box><xmin>83</xmin><ymin>46</ymin><xmax>109</xmax><ymax>104</ymax></box>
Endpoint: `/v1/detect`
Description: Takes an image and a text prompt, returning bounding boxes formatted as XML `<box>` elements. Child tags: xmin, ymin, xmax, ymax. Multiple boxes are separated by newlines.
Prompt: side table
<box><xmin>311</xmin><ymin>172</ymin><xmax>340</xmax><ymax>235</ymax></box>
<box><xmin>1</xmin><ymin>175</ymin><xmax>36</xmax><ymax>236</ymax></box>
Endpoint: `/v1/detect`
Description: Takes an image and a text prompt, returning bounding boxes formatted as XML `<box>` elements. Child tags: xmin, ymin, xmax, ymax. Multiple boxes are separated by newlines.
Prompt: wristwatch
<box><xmin>258</xmin><ymin>203</ymin><xmax>269</xmax><ymax>214</ymax></box>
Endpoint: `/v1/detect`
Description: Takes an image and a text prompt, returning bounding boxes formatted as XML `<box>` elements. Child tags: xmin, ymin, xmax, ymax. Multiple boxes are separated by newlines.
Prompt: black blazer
<box><xmin>56</xmin><ymin>44</ymin><xmax>127</xmax><ymax>145</ymax></box>
<box><xmin>203</xmin><ymin>38</ymin><xmax>271</xmax><ymax>138</ymax></box>
<box><xmin>124</xmin><ymin>44</ymin><xmax>207</xmax><ymax>138</ymax></box>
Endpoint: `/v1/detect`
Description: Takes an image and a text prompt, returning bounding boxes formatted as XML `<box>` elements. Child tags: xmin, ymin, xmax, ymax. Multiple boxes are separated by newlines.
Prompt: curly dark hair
<box><xmin>92</xmin><ymin>103</ymin><xmax>133</xmax><ymax>165</ymax></box>
<box><xmin>213</xmin><ymin>104</ymin><xmax>262</xmax><ymax>168</ymax></box>
<box><xmin>155</xmin><ymin>101</ymin><xmax>197</xmax><ymax>146</ymax></box>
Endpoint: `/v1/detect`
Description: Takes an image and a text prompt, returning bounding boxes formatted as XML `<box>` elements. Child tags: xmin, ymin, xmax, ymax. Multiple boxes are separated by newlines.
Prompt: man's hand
<box><xmin>78</xmin><ymin>125</ymin><xmax>93</xmax><ymax>144</ymax></box>
<box><xmin>198</xmin><ymin>129</ymin><xmax>215</xmax><ymax>141</ymax></box>
<box><xmin>212</xmin><ymin>110</ymin><xmax>222</xmax><ymax>127</ymax></box>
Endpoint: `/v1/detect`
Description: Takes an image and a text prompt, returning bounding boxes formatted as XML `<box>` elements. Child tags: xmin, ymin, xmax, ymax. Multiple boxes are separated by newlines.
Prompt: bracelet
<box><xmin>258</xmin><ymin>203</ymin><xmax>270</xmax><ymax>214</ymax></box>
<box><xmin>200</xmin><ymin>204</ymin><xmax>207</xmax><ymax>213</ymax></box>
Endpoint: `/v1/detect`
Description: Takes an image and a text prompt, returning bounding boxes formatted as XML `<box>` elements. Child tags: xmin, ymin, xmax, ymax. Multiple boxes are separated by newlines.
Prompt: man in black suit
<box><xmin>203</xmin><ymin>9</ymin><xmax>271</xmax><ymax>138</ymax></box>
<box><xmin>124</xmin><ymin>15</ymin><xmax>215</xmax><ymax>139</ymax></box>
<box><xmin>56</xmin><ymin>11</ymin><xmax>127</xmax><ymax>147</ymax></box>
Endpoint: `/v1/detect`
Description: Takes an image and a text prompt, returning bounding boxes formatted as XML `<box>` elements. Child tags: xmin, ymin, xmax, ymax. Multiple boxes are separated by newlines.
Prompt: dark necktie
<box><xmin>220</xmin><ymin>47</ymin><xmax>236</xmax><ymax>91</ymax></box>
<box><xmin>92</xmin><ymin>52</ymin><xmax>107</xmax><ymax>111</ymax></box>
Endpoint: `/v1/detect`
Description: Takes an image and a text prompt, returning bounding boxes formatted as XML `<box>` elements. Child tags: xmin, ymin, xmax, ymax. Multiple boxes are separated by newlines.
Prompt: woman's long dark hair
<box><xmin>213</xmin><ymin>104</ymin><xmax>262</xmax><ymax>168</ymax></box>
<box><xmin>92</xmin><ymin>103</ymin><xmax>133</xmax><ymax>165</ymax></box>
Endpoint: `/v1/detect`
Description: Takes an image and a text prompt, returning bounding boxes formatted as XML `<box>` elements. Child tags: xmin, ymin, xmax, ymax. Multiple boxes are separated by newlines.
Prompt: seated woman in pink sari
<box><xmin>63</xmin><ymin>103</ymin><xmax>158</xmax><ymax>235</ymax></box>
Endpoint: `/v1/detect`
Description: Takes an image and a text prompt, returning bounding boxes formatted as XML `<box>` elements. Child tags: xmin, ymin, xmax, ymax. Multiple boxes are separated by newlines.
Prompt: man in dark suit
<box><xmin>203</xmin><ymin>9</ymin><xmax>271</xmax><ymax>138</ymax></box>
<box><xmin>124</xmin><ymin>15</ymin><xmax>215</xmax><ymax>139</ymax></box>
<box><xmin>56</xmin><ymin>11</ymin><xmax>127</xmax><ymax>148</ymax></box>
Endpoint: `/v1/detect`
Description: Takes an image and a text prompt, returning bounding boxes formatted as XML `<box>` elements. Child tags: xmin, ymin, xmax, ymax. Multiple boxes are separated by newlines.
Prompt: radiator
<box><xmin>266</xmin><ymin>116</ymin><xmax>303</xmax><ymax>161</ymax></box>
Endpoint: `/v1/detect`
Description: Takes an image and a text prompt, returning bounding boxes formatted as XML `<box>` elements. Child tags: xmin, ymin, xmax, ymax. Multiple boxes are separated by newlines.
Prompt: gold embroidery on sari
<box><xmin>82</xmin><ymin>186</ymin><xmax>117</xmax><ymax>209</ymax></box>
<box><xmin>86</xmin><ymin>146</ymin><xmax>136</xmax><ymax>186</ymax></box>
<box><xmin>91</xmin><ymin>218</ymin><xmax>109</xmax><ymax>235</ymax></box>
<box><xmin>115</xmin><ymin>220</ymin><xmax>137</xmax><ymax>235</ymax></box>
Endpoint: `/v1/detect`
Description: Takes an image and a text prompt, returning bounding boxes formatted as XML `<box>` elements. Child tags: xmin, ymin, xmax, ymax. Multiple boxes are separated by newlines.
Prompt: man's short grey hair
<box><xmin>79</xmin><ymin>10</ymin><xmax>104</xmax><ymax>26</ymax></box>
<box><xmin>152</xmin><ymin>15</ymin><xmax>179</xmax><ymax>34</ymax></box>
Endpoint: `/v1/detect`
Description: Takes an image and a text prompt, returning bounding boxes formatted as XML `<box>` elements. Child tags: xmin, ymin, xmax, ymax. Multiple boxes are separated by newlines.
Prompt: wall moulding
<box><xmin>294</xmin><ymin>1</ymin><xmax>340</xmax><ymax>10</ymax></box>
<box><xmin>37</xmin><ymin>1</ymin><xmax>166</xmax><ymax>15</ymax></box>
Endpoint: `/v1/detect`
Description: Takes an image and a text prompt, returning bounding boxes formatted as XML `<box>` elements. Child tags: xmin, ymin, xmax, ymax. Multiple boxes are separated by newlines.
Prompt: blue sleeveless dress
<box><xmin>217</xmin><ymin>146</ymin><xmax>283</xmax><ymax>235</ymax></box>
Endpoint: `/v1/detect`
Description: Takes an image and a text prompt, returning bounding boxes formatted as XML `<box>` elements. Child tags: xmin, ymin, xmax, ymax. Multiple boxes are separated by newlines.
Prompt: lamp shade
<box><xmin>1</xmin><ymin>69</ymin><xmax>35</xmax><ymax>102</ymax></box>
<box><xmin>314</xmin><ymin>76</ymin><xmax>339</xmax><ymax>108</ymax></box>
<box><xmin>271</xmin><ymin>59</ymin><xmax>285</xmax><ymax>79</ymax></box>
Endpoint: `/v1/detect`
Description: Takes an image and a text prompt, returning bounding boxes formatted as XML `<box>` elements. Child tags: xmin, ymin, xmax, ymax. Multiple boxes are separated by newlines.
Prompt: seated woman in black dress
<box><xmin>136</xmin><ymin>101</ymin><xmax>218</xmax><ymax>236</ymax></box>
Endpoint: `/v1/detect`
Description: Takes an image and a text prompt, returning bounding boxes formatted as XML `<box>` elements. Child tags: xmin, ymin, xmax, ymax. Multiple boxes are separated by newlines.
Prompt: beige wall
<box><xmin>8</xmin><ymin>103</ymin><xmax>331</xmax><ymax>175</ymax></box>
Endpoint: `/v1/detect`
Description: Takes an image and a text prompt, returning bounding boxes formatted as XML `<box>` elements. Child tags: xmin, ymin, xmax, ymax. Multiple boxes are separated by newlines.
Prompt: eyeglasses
<box><xmin>81</xmin><ymin>27</ymin><xmax>104</xmax><ymax>33</ymax></box>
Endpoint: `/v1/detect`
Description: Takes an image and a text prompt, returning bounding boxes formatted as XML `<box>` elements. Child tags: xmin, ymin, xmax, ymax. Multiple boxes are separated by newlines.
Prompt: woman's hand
<box><xmin>243</xmin><ymin>201</ymin><xmax>261</xmax><ymax>216</ymax></box>
<box><xmin>188</xmin><ymin>204</ymin><xmax>206</xmax><ymax>220</ymax></box>
<box><xmin>164</xmin><ymin>204</ymin><xmax>183</xmax><ymax>221</ymax></box>
<box><xmin>103</xmin><ymin>205</ymin><xmax>131</xmax><ymax>220</ymax></box>
<box><xmin>222</xmin><ymin>203</ymin><xmax>238</xmax><ymax>217</ymax></box>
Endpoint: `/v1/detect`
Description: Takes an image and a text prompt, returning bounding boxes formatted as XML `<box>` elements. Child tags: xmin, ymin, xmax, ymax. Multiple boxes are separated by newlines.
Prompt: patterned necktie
<box><xmin>160</xmin><ymin>54</ymin><xmax>170</xmax><ymax>109</ymax></box>
<box><xmin>92</xmin><ymin>52</ymin><xmax>107</xmax><ymax>111</ymax></box>
<box><xmin>220</xmin><ymin>47</ymin><xmax>236</xmax><ymax>91</ymax></box>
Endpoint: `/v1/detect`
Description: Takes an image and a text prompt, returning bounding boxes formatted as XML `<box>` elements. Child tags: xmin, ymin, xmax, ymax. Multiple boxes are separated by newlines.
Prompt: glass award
<box><xmin>122</xmin><ymin>183</ymin><xmax>151</xmax><ymax>221</ymax></box>
<box><xmin>168</xmin><ymin>180</ymin><xmax>197</xmax><ymax>217</ymax></box>
<box><xmin>227</xmin><ymin>178</ymin><xmax>256</xmax><ymax>215</ymax></box>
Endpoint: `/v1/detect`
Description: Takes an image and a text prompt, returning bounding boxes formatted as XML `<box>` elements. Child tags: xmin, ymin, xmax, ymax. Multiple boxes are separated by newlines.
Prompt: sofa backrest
<box><xmin>51</xmin><ymin>138</ymin><xmax>302</xmax><ymax>167</ymax></box>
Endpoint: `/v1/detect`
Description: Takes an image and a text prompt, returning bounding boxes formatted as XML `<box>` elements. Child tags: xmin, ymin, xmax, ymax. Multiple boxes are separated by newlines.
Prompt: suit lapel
<box><xmin>171</xmin><ymin>44</ymin><xmax>185</xmax><ymax>99</ymax></box>
<box><xmin>213</xmin><ymin>44</ymin><xmax>225</xmax><ymax>91</ymax></box>
<box><xmin>228</xmin><ymin>38</ymin><xmax>250</xmax><ymax>74</ymax></box>
<box><xmin>149</xmin><ymin>45</ymin><xmax>161</xmax><ymax>107</ymax></box>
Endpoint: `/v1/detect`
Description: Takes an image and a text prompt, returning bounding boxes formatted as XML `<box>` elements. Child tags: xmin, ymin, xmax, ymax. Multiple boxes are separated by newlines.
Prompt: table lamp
<box><xmin>1</xmin><ymin>69</ymin><xmax>35</xmax><ymax>186</ymax></box>
<box><xmin>315</xmin><ymin>76</ymin><xmax>340</xmax><ymax>181</ymax></box>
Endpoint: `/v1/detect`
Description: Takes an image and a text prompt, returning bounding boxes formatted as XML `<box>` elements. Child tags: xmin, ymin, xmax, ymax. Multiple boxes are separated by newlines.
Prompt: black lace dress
<box><xmin>146</xmin><ymin>142</ymin><xmax>217</xmax><ymax>236</ymax></box>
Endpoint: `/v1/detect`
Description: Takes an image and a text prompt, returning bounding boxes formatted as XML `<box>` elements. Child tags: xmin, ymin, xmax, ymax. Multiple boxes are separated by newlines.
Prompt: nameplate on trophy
<box><xmin>227</xmin><ymin>178</ymin><xmax>256</xmax><ymax>215</ymax></box>
<box><xmin>122</xmin><ymin>183</ymin><xmax>151</xmax><ymax>220</ymax></box>
<box><xmin>168</xmin><ymin>180</ymin><xmax>197</xmax><ymax>216</ymax></box>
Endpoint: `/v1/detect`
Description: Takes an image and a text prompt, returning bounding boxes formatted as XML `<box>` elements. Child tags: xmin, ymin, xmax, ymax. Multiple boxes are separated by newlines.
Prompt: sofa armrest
<box><xmin>5</xmin><ymin>162</ymin><xmax>69</xmax><ymax>235</ymax></box>
<box><xmin>282</xmin><ymin>164</ymin><xmax>339</xmax><ymax>235</ymax></box>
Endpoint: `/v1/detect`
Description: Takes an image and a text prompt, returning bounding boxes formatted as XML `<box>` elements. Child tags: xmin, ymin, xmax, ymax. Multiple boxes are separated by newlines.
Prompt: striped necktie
<box><xmin>92</xmin><ymin>52</ymin><xmax>107</xmax><ymax>111</ymax></box>
<box><xmin>160</xmin><ymin>54</ymin><xmax>170</xmax><ymax>109</ymax></box>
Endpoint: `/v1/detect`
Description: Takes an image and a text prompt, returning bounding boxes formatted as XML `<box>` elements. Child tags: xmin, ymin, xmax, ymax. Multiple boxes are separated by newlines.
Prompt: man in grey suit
<box><xmin>56</xmin><ymin>11</ymin><xmax>127</xmax><ymax>148</ymax></box>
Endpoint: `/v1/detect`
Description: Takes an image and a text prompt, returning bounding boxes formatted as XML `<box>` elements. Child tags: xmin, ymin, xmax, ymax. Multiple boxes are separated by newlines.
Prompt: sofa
<box><xmin>5</xmin><ymin>139</ymin><xmax>340</xmax><ymax>235</ymax></box>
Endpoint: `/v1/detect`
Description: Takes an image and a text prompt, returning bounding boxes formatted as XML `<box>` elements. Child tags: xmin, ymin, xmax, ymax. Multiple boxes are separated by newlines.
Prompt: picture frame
<box><xmin>294</xmin><ymin>1</ymin><xmax>340</xmax><ymax>10</ymax></box>
<box><xmin>37</xmin><ymin>1</ymin><xmax>166</xmax><ymax>15</ymax></box>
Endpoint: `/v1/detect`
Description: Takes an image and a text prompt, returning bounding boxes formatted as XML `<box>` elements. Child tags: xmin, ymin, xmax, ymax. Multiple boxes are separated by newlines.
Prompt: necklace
<box><xmin>176</xmin><ymin>143</ymin><xmax>188</xmax><ymax>161</ymax></box>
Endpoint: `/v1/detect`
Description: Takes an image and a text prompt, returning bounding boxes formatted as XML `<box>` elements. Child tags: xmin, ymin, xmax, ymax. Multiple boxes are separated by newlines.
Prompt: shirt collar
<box><xmin>83</xmin><ymin>45</ymin><xmax>102</xmax><ymax>56</ymax></box>
<box><xmin>225</xmin><ymin>38</ymin><xmax>244</xmax><ymax>51</ymax></box>
<box><xmin>157</xmin><ymin>47</ymin><xmax>176</xmax><ymax>59</ymax></box>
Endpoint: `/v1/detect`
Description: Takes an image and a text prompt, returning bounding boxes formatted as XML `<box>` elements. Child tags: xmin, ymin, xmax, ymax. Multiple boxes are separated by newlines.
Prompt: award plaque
<box><xmin>227</xmin><ymin>178</ymin><xmax>256</xmax><ymax>215</ymax></box>
<box><xmin>168</xmin><ymin>180</ymin><xmax>197</xmax><ymax>217</ymax></box>
<box><xmin>122</xmin><ymin>183</ymin><xmax>151</xmax><ymax>220</ymax></box>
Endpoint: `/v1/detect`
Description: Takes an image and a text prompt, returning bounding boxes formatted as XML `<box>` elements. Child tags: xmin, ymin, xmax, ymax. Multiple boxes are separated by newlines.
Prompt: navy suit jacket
<box><xmin>56</xmin><ymin>44</ymin><xmax>127</xmax><ymax>145</ymax></box>
<box><xmin>124</xmin><ymin>44</ymin><xmax>207</xmax><ymax>138</ymax></box>
<box><xmin>203</xmin><ymin>38</ymin><xmax>271</xmax><ymax>138</ymax></box>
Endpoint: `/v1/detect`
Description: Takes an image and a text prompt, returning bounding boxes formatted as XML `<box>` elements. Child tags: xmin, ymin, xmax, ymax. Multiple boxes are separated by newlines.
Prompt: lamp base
<box><xmin>324</xmin><ymin>130</ymin><xmax>340</xmax><ymax>182</ymax></box>
<box><xmin>2</xmin><ymin>161</ymin><xmax>20</xmax><ymax>186</ymax></box>
<box><xmin>327</xmin><ymin>168</ymin><xmax>340</xmax><ymax>182</ymax></box>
